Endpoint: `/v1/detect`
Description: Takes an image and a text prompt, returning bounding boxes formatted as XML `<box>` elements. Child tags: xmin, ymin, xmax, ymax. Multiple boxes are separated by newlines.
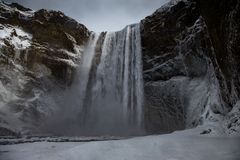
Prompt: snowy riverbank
<box><xmin>1</xmin><ymin>127</ymin><xmax>240</xmax><ymax>160</ymax></box>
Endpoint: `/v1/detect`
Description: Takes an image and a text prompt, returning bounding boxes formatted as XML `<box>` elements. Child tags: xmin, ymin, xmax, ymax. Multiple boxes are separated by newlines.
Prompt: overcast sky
<box><xmin>6</xmin><ymin>0</ymin><xmax>169</xmax><ymax>32</ymax></box>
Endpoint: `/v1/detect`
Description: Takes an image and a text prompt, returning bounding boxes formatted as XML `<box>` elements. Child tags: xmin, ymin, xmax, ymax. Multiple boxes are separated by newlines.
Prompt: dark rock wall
<box><xmin>141</xmin><ymin>0</ymin><xmax>240</xmax><ymax>134</ymax></box>
<box><xmin>141</xmin><ymin>0</ymin><xmax>203</xmax><ymax>133</ymax></box>
<box><xmin>141</xmin><ymin>1</ymin><xmax>200</xmax><ymax>82</ymax></box>
<box><xmin>196</xmin><ymin>0</ymin><xmax>240</xmax><ymax>109</ymax></box>
<box><xmin>0</xmin><ymin>2</ymin><xmax>90</xmax><ymax>135</ymax></box>
<box><xmin>0</xmin><ymin>2</ymin><xmax>90</xmax><ymax>82</ymax></box>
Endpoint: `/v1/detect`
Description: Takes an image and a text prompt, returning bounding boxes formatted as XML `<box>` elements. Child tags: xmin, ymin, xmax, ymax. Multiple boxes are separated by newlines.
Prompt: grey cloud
<box><xmin>5</xmin><ymin>0</ymin><xmax>169</xmax><ymax>32</ymax></box>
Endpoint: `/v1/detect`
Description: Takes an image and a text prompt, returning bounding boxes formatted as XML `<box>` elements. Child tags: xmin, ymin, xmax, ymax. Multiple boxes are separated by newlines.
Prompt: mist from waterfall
<box><xmin>41</xmin><ymin>24</ymin><xmax>144</xmax><ymax>136</ymax></box>
<box><xmin>79</xmin><ymin>24</ymin><xmax>144</xmax><ymax>135</ymax></box>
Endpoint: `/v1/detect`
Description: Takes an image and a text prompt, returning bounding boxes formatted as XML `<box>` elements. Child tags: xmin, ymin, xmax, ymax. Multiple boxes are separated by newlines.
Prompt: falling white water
<box><xmin>74</xmin><ymin>24</ymin><xmax>144</xmax><ymax>136</ymax></box>
<box><xmin>132</xmin><ymin>24</ymin><xmax>144</xmax><ymax>126</ymax></box>
<box><xmin>77</xmin><ymin>33</ymin><xmax>100</xmax><ymax>110</ymax></box>
<box><xmin>123</xmin><ymin>26</ymin><xmax>131</xmax><ymax>119</ymax></box>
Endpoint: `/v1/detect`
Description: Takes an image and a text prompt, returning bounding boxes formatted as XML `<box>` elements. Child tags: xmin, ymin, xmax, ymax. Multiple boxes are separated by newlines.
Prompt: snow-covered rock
<box><xmin>141</xmin><ymin>0</ymin><xmax>240</xmax><ymax>135</ymax></box>
<box><xmin>0</xmin><ymin>1</ymin><xmax>90</xmax><ymax>135</ymax></box>
<box><xmin>0</xmin><ymin>24</ymin><xmax>32</xmax><ymax>50</ymax></box>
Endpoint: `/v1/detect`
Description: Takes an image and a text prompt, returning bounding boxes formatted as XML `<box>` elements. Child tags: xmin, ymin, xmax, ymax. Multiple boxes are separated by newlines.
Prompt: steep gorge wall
<box><xmin>141</xmin><ymin>0</ymin><xmax>210</xmax><ymax>133</ymax></box>
<box><xmin>0</xmin><ymin>2</ymin><xmax>90</xmax><ymax>135</ymax></box>
<box><xmin>141</xmin><ymin>0</ymin><xmax>240</xmax><ymax>135</ymax></box>
<box><xmin>0</xmin><ymin>0</ymin><xmax>239</xmax><ymax>136</ymax></box>
<box><xmin>196</xmin><ymin>0</ymin><xmax>240</xmax><ymax>114</ymax></box>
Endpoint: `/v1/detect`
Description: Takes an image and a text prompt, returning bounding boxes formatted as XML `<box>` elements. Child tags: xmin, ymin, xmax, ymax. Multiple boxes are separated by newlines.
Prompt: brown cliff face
<box><xmin>0</xmin><ymin>2</ymin><xmax>90</xmax><ymax>81</ymax></box>
<box><xmin>0</xmin><ymin>2</ymin><xmax>90</xmax><ymax>135</ymax></box>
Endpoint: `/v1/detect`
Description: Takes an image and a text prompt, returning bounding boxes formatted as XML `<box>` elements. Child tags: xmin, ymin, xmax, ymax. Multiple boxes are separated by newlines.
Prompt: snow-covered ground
<box><xmin>1</xmin><ymin>128</ymin><xmax>240</xmax><ymax>160</ymax></box>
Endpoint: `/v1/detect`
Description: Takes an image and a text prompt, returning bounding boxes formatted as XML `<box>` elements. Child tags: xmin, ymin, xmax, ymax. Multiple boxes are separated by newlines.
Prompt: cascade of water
<box><xmin>132</xmin><ymin>24</ymin><xmax>144</xmax><ymax>127</ymax></box>
<box><xmin>77</xmin><ymin>33</ymin><xmax>100</xmax><ymax>111</ymax></box>
<box><xmin>75</xmin><ymin>24</ymin><xmax>144</xmax><ymax>136</ymax></box>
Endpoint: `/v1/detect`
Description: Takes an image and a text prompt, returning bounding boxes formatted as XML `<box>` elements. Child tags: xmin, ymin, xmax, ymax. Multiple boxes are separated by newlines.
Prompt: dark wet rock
<box><xmin>0</xmin><ymin>127</ymin><xmax>17</xmax><ymax>136</ymax></box>
<box><xmin>196</xmin><ymin>0</ymin><xmax>240</xmax><ymax>110</ymax></box>
<box><xmin>141</xmin><ymin>0</ymin><xmax>208</xmax><ymax>133</ymax></box>
<box><xmin>0</xmin><ymin>2</ymin><xmax>90</xmax><ymax>81</ymax></box>
<box><xmin>200</xmin><ymin>129</ymin><xmax>211</xmax><ymax>135</ymax></box>
<box><xmin>32</xmin><ymin>9</ymin><xmax>89</xmax><ymax>50</ymax></box>
<box><xmin>141</xmin><ymin>0</ymin><xmax>240</xmax><ymax>134</ymax></box>
<box><xmin>141</xmin><ymin>0</ymin><xmax>201</xmax><ymax>82</ymax></box>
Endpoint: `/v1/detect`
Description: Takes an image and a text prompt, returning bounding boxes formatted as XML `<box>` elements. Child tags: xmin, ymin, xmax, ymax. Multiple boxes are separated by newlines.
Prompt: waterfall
<box><xmin>76</xmin><ymin>24</ymin><xmax>144</xmax><ymax>136</ymax></box>
<box><xmin>77</xmin><ymin>33</ymin><xmax>100</xmax><ymax>112</ymax></box>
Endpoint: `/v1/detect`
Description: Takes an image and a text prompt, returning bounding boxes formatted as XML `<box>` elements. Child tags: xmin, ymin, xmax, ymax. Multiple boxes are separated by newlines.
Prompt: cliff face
<box><xmin>0</xmin><ymin>2</ymin><xmax>90</xmax><ymax>81</ymax></box>
<box><xmin>197</xmin><ymin>0</ymin><xmax>240</xmax><ymax>115</ymax></box>
<box><xmin>141</xmin><ymin>0</ymin><xmax>240</xmax><ymax>135</ymax></box>
<box><xmin>0</xmin><ymin>0</ymin><xmax>239</xmax><ymax>136</ymax></box>
<box><xmin>0</xmin><ymin>2</ymin><xmax>90</xmax><ymax>135</ymax></box>
<box><xmin>196</xmin><ymin>0</ymin><xmax>240</xmax><ymax>135</ymax></box>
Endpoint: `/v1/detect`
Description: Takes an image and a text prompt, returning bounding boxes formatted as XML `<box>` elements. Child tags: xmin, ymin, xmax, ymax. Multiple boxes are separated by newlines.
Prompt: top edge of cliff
<box><xmin>0</xmin><ymin>0</ymin><xmax>194</xmax><ymax>33</ymax></box>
